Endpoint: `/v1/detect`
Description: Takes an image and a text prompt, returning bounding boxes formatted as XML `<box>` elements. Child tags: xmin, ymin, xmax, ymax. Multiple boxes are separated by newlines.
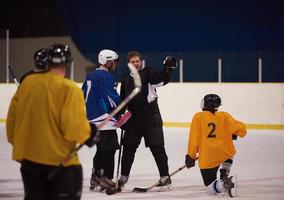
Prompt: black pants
<box><xmin>200</xmin><ymin>166</ymin><xmax>220</xmax><ymax>186</ymax></box>
<box><xmin>200</xmin><ymin>159</ymin><xmax>233</xmax><ymax>186</ymax></box>
<box><xmin>93</xmin><ymin>149</ymin><xmax>116</xmax><ymax>179</ymax></box>
<box><xmin>20</xmin><ymin>160</ymin><xmax>82</xmax><ymax>200</ymax></box>
<box><xmin>93</xmin><ymin>130</ymin><xmax>119</xmax><ymax>179</ymax></box>
<box><xmin>121</xmin><ymin>145</ymin><xmax>169</xmax><ymax>177</ymax></box>
<box><xmin>121</xmin><ymin>112</ymin><xmax>169</xmax><ymax>177</ymax></box>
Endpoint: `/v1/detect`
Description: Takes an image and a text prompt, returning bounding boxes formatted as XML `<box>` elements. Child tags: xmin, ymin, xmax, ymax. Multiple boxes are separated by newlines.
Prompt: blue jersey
<box><xmin>82</xmin><ymin>68</ymin><xmax>120</xmax><ymax>130</ymax></box>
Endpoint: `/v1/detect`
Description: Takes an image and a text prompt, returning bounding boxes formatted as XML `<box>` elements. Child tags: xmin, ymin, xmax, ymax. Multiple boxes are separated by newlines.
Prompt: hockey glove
<box><xmin>185</xmin><ymin>154</ymin><xmax>196</xmax><ymax>168</ymax></box>
<box><xmin>163</xmin><ymin>56</ymin><xmax>177</xmax><ymax>71</ymax></box>
<box><xmin>232</xmin><ymin>134</ymin><xmax>238</xmax><ymax>140</ymax></box>
<box><xmin>85</xmin><ymin>123</ymin><xmax>100</xmax><ymax>148</ymax></box>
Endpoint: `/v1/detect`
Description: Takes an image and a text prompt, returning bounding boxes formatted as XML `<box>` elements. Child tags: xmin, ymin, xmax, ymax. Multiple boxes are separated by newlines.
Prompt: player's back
<box><xmin>7</xmin><ymin>71</ymin><xmax>90</xmax><ymax>166</ymax></box>
<box><xmin>197</xmin><ymin>111</ymin><xmax>235</xmax><ymax>141</ymax></box>
<box><xmin>189</xmin><ymin>111</ymin><xmax>246</xmax><ymax>169</ymax></box>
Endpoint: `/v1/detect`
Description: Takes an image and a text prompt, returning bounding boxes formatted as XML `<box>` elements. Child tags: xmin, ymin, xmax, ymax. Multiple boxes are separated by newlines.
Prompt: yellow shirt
<box><xmin>187</xmin><ymin>111</ymin><xmax>247</xmax><ymax>169</ymax></box>
<box><xmin>6</xmin><ymin>72</ymin><xmax>91</xmax><ymax>166</ymax></box>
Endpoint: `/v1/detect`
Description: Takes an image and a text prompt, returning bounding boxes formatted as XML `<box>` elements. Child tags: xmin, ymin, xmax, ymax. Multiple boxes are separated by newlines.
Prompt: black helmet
<box><xmin>33</xmin><ymin>48</ymin><xmax>49</xmax><ymax>69</ymax></box>
<box><xmin>48</xmin><ymin>44</ymin><xmax>73</xmax><ymax>66</ymax></box>
<box><xmin>202</xmin><ymin>94</ymin><xmax>221</xmax><ymax>112</ymax></box>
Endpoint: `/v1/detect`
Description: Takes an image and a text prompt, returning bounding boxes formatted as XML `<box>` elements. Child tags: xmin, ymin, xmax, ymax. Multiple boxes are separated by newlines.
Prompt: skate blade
<box><xmin>90</xmin><ymin>187</ymin><xmax>101</xmax><ymax>192</ymax></box>
<box><xmin>89</xmin><ymin>183</ymin><xmax>99</xmax><ymax>191</ymax></box>
<box><xmin>89</xmin><ymin>185</ymin><xmax>106</xmax><ymax>193</ymax></box>
<box><xmin>156</xmin><ymin>184</ymin><xmax>172</xmax><ymax>192</ymax></box>
<box><xmin>222</xmin><ymin>175</ymin><xmax>237</xmax><ymax>198</ymax></box>
<box><xmin>231</xmin><ymin>175</ymin><xmax>237</xmax><ymax>198</ymax></box>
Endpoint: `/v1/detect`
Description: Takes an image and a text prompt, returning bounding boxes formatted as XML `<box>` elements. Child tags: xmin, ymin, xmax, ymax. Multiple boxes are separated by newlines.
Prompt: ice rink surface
<box><xmin>1</xmin><ymin>124</ymin><xmax>284</xmax><ymax>200</ymax></box>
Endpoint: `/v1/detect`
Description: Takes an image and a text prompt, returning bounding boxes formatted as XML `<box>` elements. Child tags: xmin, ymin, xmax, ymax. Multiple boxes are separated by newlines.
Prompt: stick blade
<box><xmin>127</xmin><ymin>63</ymin><xmax>142</xmax><ymax>89</ymax></box>
<box><xmin>132</xmin><ymin>187</ymin><xmax>148</xmax><ymax>193</ymax></box>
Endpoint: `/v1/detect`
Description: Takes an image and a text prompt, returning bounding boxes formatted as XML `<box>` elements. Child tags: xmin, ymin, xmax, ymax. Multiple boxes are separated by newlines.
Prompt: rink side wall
<box><xmin>1</xmin><ymin>83</ymin><xmax>284</xmax><ymax>130</ymax></box>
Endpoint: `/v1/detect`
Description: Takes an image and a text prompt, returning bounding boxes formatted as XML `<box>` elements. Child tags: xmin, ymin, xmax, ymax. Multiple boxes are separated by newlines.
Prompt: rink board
<box><xmin>1</xmin><ymin>83</ymin><xmax>284</xmax><ymax>130</ymax></box>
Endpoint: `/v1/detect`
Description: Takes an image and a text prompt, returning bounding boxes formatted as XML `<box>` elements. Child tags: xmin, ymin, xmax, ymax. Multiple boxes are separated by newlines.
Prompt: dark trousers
<box><xmin>200</xmin><ymin>166</ymin><xmax>220</xmax><ymax>186</ymax></box>
<box><xmin>93</xmin><ymin>149</ymin><xmax>116</xmax><ymax>179</ymax></box>
<box><xmin>200</xmin><ymin>159</ymin><xmax>233</xmax><ymax>186</ymax></box>
<box><xmin>92</xmin><ymin>130</ymin><xmax>119</xmax><ymax>179</ymax></box>
<box><xmin>120</xmin><ymin>112</ymin><xmax>169</xmax><ymax>177</ymax></box>
<box><xmin>20</xmin><ymin>160</ymin><xmax>82</xmax><ymax>200</ymax></box>
<box><xmin>121</xmin><ymin>145</ymin><xmax>169</xmax><ymax>177</ymax></box>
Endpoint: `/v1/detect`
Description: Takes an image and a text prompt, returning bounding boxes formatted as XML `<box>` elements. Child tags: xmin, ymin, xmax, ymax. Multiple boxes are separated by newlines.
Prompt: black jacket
<box><xmin>120</xmin><ymin>66</ymin><xmax>172</xmax><ymax>115</ymax></box>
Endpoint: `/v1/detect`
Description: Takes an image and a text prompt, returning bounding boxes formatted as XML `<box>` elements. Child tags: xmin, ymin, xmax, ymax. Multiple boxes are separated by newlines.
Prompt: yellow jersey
<box><xmin>187</xmin><ymin>111</ymin><xmax>246</xmax><ymax>169</ymax></box>
<box><xmin>6</xmin><ymin>72</ymin><xmax>91</xmax><ymax>166</ymax></box>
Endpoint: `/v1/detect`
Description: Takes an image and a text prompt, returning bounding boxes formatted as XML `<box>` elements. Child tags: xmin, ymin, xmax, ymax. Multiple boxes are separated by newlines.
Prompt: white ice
<box><xmin>1</xmin><ymin>124</ymin><xmax>284</xmax><ymax>200</ymax></box>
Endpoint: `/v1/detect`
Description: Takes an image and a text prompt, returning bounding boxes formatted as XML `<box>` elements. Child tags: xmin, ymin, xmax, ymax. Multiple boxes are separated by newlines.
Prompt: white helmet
<box><xmin>98</xmin><ymin>49</ymin><xmax>119</xmax><ymax>65</ymax></box>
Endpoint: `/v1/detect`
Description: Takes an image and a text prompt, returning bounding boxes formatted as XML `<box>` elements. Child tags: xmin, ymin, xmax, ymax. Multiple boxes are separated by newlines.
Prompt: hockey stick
<box><xmin>106</xmin><ymin>130</ymin><xmax>124</xmax><ymax>195</ymax></box>
<box><xmin>8</xmin><ymin>66</ymin><xmax>19</xmax><ymax>86</ymax></box>
<box><xmin>105</xmin><ymin>129</ymin><xmax>125</xmax><ymax>195</ymax></box>
<box><xmin>116</xmin><ymin>129</ymin><xmax>124</xmax><ymax>189</ymax></box>
<box><xmin>103</xmin><ymin>113</ymin><xmax>132</xmax><ymax>195</ymax></box>
<box><xmin>47</xmin><ymin>63</ymin><xmax>141</xmax><ymax>180</ymax></box>
<box><xmin>132</xmin><ymin>165</ymin><xmax>186</xmax><ymax>193</ymax></box>
<box><xmin>115</xmin><ymin>111</ymin><xmax>131</xmax><ymax>128</ymax></box>
<box><xmin>114</xmin><ymin>113</ymin><xmax>131</xmax><ymax>188</ymax></box>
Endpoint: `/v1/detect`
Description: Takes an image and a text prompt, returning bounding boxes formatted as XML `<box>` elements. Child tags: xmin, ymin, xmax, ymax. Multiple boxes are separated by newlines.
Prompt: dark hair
<box><xmin>127</xmin><ymin>51</ymin><xmax>142</xmax><ymax>62</ymax></box>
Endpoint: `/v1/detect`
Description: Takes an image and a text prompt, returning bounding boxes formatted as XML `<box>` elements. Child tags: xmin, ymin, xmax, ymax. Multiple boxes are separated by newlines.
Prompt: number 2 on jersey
<box><xmin>207</xmin><ymin>123</ymin><xmax>216</xmax><ymax>138</ymax></box>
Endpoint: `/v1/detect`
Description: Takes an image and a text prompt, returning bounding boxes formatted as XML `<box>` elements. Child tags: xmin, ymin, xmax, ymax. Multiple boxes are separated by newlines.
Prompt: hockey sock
<box><xmin>220</xmin><ymin>159</ymin><xmax>233</xmax><ymax>180</ymax></box>
<box><xmin>207</xmin><ymin>180</ymin><xmax>225</xmax><ymax>195</ymax></box>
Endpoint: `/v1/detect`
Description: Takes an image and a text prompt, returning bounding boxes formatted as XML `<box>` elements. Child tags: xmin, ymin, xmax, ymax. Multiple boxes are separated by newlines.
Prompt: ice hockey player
<box><xmin>117</xmin><ymin>51</ymin><xmax>177</xmax><ymax>191</ymax></box>
<box><xmin>185</xmin><ymin>94</ymin><xmax>247</xmax><ymax>197</ymax></box>
<box><xmin>20</xmin><ymin>48</ymin><xmax>49</xmax><ymax>83</ymax></box>
<box><xmin>82</xmin><ymin>49</ymin><xmax>120</xmax><ymax>192</ymax></box>
<box><xmin>6</xmin><ymin>44</ymin><xmax>98</xmax><ymax>200</ymax></box>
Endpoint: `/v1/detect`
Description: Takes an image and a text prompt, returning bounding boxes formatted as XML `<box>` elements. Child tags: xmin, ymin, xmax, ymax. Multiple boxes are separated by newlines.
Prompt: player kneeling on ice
<box><xmin>185</xmin><ymin>94</ymin><xmax>247</xmax><ymax>197</ymax></box>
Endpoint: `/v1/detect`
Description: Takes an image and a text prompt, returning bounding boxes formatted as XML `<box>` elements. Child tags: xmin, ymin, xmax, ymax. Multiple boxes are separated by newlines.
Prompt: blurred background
<box><xmin>0</xmin><ymin>0</ymin><xmax>284</xmax><ymax>82</ymax></box>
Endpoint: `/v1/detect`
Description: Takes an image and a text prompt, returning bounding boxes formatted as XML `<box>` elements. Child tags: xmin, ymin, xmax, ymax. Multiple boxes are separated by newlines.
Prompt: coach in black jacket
<box><xmin>118</xmin><ymin>51</ymin><xmax>177</xmax><ymax>189</ymax></box>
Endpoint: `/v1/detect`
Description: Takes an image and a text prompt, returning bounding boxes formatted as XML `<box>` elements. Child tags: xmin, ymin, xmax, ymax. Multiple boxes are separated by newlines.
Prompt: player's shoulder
<box><xmin>217</xmin><ymin>111</ymin><xmax>232</xmax><ymax>116</ymax></box>
<box><xmin>216</xmin><ymin>111</ymin><xmax>234</xmax><ymax>119</ymax></box>
<box><xmin>60</xmin><ymin>77</ymin><xmax>80</xmax><ymax>89</ymax></box>
<box><xmin>88</xmin><ymin>68</ymin><xmax>110</xmax><ymax>79</ymax></box>
<box><xmin>48</xmin><ymin>73</ymin><xmax>80</xmax><ymax>92</ymax></box>
<box><xmin>21</xmin><ymin>71</ymin><xmax>47</xmax><ymax>85</ymax></box>
<box><xmin>86</xmin><ymin>69</ymin><xmax>98</xmax><ymax>78</ymax></box>
<box><xmin>20</xmin><ymin>70</ymin><xmax>37</xmax><ymax>83</ymax></box>
<box><xmin>192</xmin><ymin>112</ymin><xmax>204</xmax><ymax>119</ymax></box>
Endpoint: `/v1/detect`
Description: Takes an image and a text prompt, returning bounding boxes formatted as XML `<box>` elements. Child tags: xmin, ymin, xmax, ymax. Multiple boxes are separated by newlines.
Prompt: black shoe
<box><xmin>106</xmin><ymin>186</ymin><xmax>122</xmax><ymax>195</ymax></box>
<box><xmin>99</xmin><ymin>176</ymin><xmax>116</xmax><ymax>188</ymax></box>
<box><xmin>100</xmin><ymin>186</ymin><xmax>107</xmax><ymax>193</ymax></box>
<box><xmin>90</xmin><ymin>174</ymin><xmax>100</xmax><ymax>191</ymax></box>
<box><xmin>156</xmin><ymin>177</ymin><xmax>172</xmax><ymax>192</ymax></box>
<box><xmin>157</xmin><ymin>177</ymin><xmax>172</xmax><ymax>187</ymax></box>
<box><xmin>118</xmin><ymin>175</ymin><xmax>129</xmax><ymax>190</ymax></box>
<box><xmin>90</xmin><ymin>168</ymin><xmax>115</xmax><ymax>191</ymax></box>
